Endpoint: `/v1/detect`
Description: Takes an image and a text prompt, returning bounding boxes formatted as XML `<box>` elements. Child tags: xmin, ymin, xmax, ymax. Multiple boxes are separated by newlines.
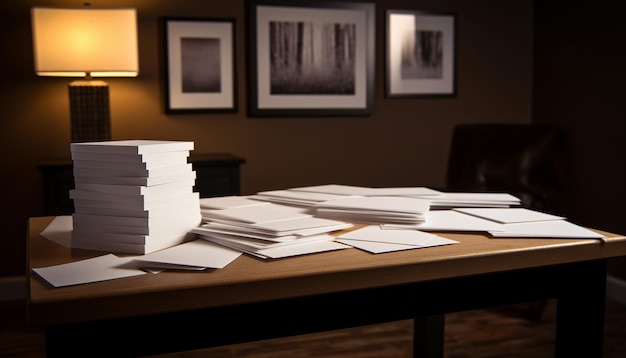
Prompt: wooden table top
<box><xmin>27</xmin><ymin>216</ymin><xmax>626</xmax><ymax>326</ymax></box>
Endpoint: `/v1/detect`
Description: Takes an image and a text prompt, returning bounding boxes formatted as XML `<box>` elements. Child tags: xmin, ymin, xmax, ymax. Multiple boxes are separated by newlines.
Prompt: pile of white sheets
<box><xmin>195</xmin><ymin>200</ymin><xmax>352</xmax><ymax>259</ymax></box>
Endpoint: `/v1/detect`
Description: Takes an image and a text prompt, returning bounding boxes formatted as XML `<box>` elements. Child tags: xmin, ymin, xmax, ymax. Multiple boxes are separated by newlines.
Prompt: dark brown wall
<box><xmin>533</xmin><ymin>1</ymin><xmax>626</xmax><ymax>277</ymax></box>
<box><xmin>0</xmin><ymin>0</ymin><xmax>534</xmax><ymax>277</ymax></box>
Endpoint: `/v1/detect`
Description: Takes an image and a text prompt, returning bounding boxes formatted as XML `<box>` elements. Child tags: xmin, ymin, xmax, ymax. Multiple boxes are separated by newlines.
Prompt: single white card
<box><xmin>335</xmin><ymin>238</ymin><xmax>422</xmax><ymax>254</ymax></box>
<box><xmin>337</xmin><ymin>225</ymin><xmax>438</xmax><ymax>246</ymax></box>
<box><xmin>336</xmin><ymin>236</ymin><xmax>458</xmax><ymax>254</ymax></box>
<box><xmin>488</xmin><ymin>220</ymin><xmax>605</xmax><ymax>239</ymax></box>
<box><xmin>133</xmin><ymin>239</ymin><xmax>242</xmax><ymax>269</ymax></box>
<box><xmin>256</xmin><ymin>237</ymin><xmax>350</xmax><ymax>259</ymax></box>
<box><xmin>40</xmin><ymin>215</ymin><xmax>73</xmax><ymax>247</ymax></box>
<box><xmin>32</xmin><ymin>254</ymin><xmax>146</xmax><ymax>287</ymax></box>
<box><xmin>454</xmin><ymin>208</ymin><xmax>566</xmax><ymax>224</ymax></box>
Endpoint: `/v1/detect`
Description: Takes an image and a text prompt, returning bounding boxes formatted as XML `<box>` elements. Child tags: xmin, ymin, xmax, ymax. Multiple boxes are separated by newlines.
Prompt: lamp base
<box><xmin>69</xmin><ymin>80</ymin><xmax>111</xmax><ymax>142</ymax></box>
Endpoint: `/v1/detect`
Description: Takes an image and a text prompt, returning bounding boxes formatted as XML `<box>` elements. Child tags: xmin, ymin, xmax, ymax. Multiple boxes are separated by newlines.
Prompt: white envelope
<box><xmin>33</xmin><ymin>254</ymin><xmax>146</xmax><ymax>287</ymax></box>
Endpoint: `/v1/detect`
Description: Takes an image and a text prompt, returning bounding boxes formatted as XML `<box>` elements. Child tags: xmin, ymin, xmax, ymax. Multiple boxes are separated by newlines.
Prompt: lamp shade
<box><xmin>31</xmin><ymin>7</ymin><xmax>139</xmax><ymax>77</ymax></box>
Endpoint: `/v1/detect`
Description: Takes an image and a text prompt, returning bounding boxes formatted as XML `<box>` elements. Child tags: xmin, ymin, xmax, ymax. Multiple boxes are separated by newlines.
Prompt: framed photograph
<box><xmin>248</xmin><ymin>0</ymin><xmax>375</xmax><ymax>117</ymax></box>
<box><xmin>164</xmin><ymin>18</ymin><xmax>237</xmax><ymax>113</ymax></box>
<box><xmin>386</xmin><ymin>10</ymin><xmax>456</xmax><ymax>97</ymax></box>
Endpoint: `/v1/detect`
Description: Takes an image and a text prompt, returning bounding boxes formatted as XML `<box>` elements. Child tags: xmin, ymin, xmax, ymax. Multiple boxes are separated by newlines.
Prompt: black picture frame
<box><xmin>164</xmin><ymin>18</ymin><xmax>237</xmax><ymax>113</ymax></box>
<box><xmin>247</xmin><ymin>0</ymin><xmax>375</xmax><ymax>117</ymax></box>
<box><xmin>386</xmin><ymin>10</ymin><xmax>456</xmax><ymax>98</ymax></box>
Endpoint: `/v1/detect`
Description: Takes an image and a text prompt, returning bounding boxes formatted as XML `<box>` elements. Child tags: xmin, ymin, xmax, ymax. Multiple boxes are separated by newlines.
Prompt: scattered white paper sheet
<box><xmin>335</xmin><ymin>238</ymin><xmax>423</xmax><ymax>254</ymax></box>
<box><xmin>32</xmin><ymin>254</ymin><xmax>146</xmax><ymax>287</ymax></box>
<box><xmin>488</xmin><ymin>220</ymin><xmax>605</xmax><ymax>239</ymax></box>
<box><xmin>255</xmin><ymin>237</ymin><xmax>351</xmax><ymax>259</ymax></box>
<box><xmin>382</xmin><ymin>210</ymin><xmax>504</xmax><ymax>232</ymax></box>
<box><xmin>132</xmin><ymin>239</ymin><xmax>242</xmax><ymax>269</ymax></box>
<box><xmin>454</xmin><ymin>208</ymin><xmax>566</xmax><ymax>224</ymax></box>
<box><xmin>336</xmin><ymin>236</ymin><xmax>458</xmax><ymax>254</ymax></box>
<box><xmin>338</xmin><ymin>225</ymin><xmax>438</xmax><ymax>246</ymax></box>
<box><xmin>336</xmin><ymin>226</ymin><xmax>458</xmax><ymax>254</ymax></box>
<box><xmin>39</xmin><ymin>215</ymin><xmax>73</xmax><ymax>247</ymax></box>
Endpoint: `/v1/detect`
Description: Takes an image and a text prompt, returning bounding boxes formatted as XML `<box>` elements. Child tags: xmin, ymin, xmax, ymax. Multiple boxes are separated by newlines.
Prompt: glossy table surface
<box><xmin>27</xmin><ymin>216</ymin><xmax>626</xmax><ymax>326</ymax></box>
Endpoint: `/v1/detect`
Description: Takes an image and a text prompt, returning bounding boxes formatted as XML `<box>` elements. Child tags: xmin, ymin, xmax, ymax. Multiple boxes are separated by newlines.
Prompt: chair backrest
<box><xmin>446</xmin><ymin>123</ymin><xmax>567</xmax><ymax>215</ymax></box>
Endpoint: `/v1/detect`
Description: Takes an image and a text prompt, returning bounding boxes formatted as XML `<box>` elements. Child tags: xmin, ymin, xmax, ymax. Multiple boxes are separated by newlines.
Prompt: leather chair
<box><xmin>445</xmin><ymin>123</ymin><xmax>568</xmax><ymax>320</ymax></box>
<box><xmin>446</xmin><ymin>123</ymin><xmax>567</xmax><ymax>216</ymax></box>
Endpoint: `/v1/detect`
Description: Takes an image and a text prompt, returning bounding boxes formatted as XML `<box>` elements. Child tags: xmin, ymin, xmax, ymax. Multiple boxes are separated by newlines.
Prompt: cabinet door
<box><xmin>38</xmin><ymin>163</ymin><xmax>75</xmax><ymax>215</ymax></box>
<box><xmin>193</xmin><ymin>164</ymin><xmax>241</xmax><ymax>198</ymax></box>
<box><xmin>189</xmin><ymin>153</ymin><xmax>245</xmax><ymax>198</ymax></box>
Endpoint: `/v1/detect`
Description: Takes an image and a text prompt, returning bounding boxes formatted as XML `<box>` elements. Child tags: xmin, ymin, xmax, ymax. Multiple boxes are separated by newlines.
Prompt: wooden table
<box><xmin>27</xmin><ymin>216</ymin><xmax>626</xmax><ymax>357</ymax></box>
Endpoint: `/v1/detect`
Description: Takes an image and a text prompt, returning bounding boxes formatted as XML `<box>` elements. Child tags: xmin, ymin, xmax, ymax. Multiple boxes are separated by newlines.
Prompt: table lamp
<box><xmin>31</xmin><ymin>6</ymin><xmax>139</xmax><ymax>142</ymax></box>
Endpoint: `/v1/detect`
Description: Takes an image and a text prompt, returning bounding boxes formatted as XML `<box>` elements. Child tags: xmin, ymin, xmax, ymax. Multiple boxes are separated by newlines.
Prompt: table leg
<box><xmin>554</xmin><ymin>259</ymin><xmax>607</xmax><ymax>357</ymax></box>
<box><xmin>413</xmin><ymin>315</ymin><xmax>444</xmax><ymax>358</ymax></box>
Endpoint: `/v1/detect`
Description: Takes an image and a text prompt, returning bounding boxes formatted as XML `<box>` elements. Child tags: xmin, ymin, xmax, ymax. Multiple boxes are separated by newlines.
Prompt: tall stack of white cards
<box><xmin>69</xmin><ymin>140</ymin><xmax>202</xmax><ymax>254</ymax></box>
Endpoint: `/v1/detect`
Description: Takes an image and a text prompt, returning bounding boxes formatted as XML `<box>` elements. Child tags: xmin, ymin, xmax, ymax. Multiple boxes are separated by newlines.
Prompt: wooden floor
<box><xmin>2</xmin><ymin>298</ymin><xmax>625</xmax><ymax>357</ymax></box>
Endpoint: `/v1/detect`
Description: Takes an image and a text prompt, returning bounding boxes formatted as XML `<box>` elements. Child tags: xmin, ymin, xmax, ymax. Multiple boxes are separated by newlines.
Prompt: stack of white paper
<box><xmin>250</xmin><ymin>189</ymin><xmax>354</xmax><ymax>207</ymax></box>
<box><xmin>69</xmin><ymin>140</ymin><xmax>202</xmax><ymax>254</ymax></box>
<box><xmin>290</xmin><ymin>184</ymin><xmax>444</xmax><ymax>198</ymax></box>
<box><xmin>251</xmin><ymin>186</ymin><xmax>443</xmax><ymax>208</ymax></box>
<box><xmin>194</xmin><ymin>202</ymin><xmax>352</xmax><ymax>259</ymax></box>
<box><xmin>382</xmin><ymin>210</ymin><xmax>505</xmax><ymax>232</ymax></box>
<box><xmin>417</xmin><ymin>192</ymin><xmax>521</xmax><ymax>209</ymax></box>
<box><xmin>365</xmin><ymin>187</ymin><xmax>443</xmax><ymax>197</ymax></box>
<box><xmin>314</xmin><ymin>196</ymin><xmax>430</xmax><ymax>225</ymax></box>
<box><xmin>199</xmin><ymin>195</ymin><xmax>268</xmax><ymax>210</ymax></box>
<box><xmin>290</xmin><ymin>184</ymin><xmax>379</xmax><ymax>196</ymax></box>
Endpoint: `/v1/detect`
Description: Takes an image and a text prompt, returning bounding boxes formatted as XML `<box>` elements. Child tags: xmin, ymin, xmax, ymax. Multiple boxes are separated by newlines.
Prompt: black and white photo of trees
<box><xmin>269</xmin><ymin>21</ymin><xmax>356</xmax><ymax>95</ymax></box>
<box><xmin>400</xmin><ymin>29</ymin><xmax>443</xmax><ymax>79</ymax></box>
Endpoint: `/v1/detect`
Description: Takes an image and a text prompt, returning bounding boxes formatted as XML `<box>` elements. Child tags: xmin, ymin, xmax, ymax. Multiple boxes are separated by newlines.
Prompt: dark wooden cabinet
<box><xmin>37</xmin><ymin>153</ymin><xmax>245</xmax><ymax>216</ymax></box>
<box><xmin>38</xmin><ymin>160</ymin><xmax>76</xmax><ymax>216</ymax></box>
<box><xmin>188</xmin><ymin>153</ymin><xmax>245</xmax><ymax>199</ymax></box>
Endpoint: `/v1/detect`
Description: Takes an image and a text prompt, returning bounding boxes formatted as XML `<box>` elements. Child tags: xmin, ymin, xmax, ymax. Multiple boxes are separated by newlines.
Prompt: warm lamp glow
<box><xmin>31</xmin><ymin>7</ymin><xmax>139</xmax><ymax>77</ymax></box>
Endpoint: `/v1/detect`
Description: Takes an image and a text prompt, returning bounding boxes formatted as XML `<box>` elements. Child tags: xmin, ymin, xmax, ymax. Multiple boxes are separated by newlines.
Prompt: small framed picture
<box><xmin>386</xmin><ymin>10</ymin><xmax>456</xmax><ymax>97</ymax></box>
<box><xmin>248</xmin><ymin>0</ymin><xmax>375</xmax><ymax>117</ymax></box>
<box><xmin>164</xmin><ymin>18</ymin><xmax>237</xmax><ymax>113</ymax></box>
